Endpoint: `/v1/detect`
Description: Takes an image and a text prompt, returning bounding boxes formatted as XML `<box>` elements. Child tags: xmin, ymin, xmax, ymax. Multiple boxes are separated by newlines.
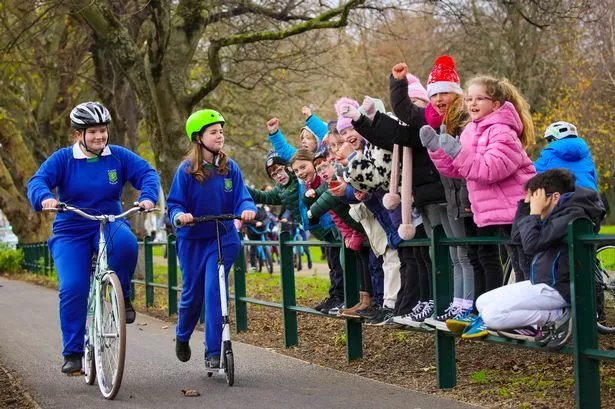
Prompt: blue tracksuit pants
<box><xmin>49</xmin><ymin>222</ymin><xmax>138</xmax><ymax>356</ymax></box>
<box><xmin>175</xmin><ymin>231</ymin><xmax>240</xmax><ymax>358</ymax></box>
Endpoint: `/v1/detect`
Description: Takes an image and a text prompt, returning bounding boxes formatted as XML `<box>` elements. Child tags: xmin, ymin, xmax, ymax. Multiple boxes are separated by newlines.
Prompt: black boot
<box><xmin>176</xmin><ymin>339</ymin><xmax>191</xmax><ymax>362</ymax></box>
<box><xmin>61</xmin><ymin>353</ymin><xmax>82</xmax><ymax>374</ymax></box>
<box><xmin>124</xmin><ymin>297</ymin><xmax>136</xmax><ymax>324</ymax></box>
<box><xmin>204</xmin><ymin>354</ymin><xmax>220</xmax><ymax>369</ymax></box>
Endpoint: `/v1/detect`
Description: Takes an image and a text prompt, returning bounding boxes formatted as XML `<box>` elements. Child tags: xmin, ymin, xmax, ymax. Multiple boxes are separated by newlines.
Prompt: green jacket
<box><xmin>307</xmin><ymin>182</ymin><xmax>365</xmax><ymax>234</ymax></box>
<box><xmin>247</xmin><ymin>174</ymin><xmax>339</xmax><ymax>241</ymax></box>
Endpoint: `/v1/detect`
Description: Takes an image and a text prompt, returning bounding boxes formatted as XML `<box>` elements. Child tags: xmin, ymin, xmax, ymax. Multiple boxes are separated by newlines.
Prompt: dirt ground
<box><xmin>0</xmin><ymin>362</ymin><xmax>37</xmax><ymax>409</ymax></box>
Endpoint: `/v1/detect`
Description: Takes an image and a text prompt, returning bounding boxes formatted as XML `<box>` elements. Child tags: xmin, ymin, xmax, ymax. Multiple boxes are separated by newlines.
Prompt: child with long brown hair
<box><xmin>167</xmin><ymin>109</ymin><xmax>257</xmax><ymax>370</ymax></box>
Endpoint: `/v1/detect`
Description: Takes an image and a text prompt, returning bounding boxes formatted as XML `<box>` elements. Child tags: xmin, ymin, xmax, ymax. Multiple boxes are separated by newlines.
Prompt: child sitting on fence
<box><xmin>461</xmin><ymin>169</ymin><xmax>604</xmax><ymax>350</ymax></box>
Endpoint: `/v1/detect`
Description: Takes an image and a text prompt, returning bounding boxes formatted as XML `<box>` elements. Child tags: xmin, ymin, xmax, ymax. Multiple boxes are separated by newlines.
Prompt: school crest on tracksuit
<box><xmin>224</xmin><ymin>178</ymin><xmax>233</xmax><ymax>192</ymax></box>
<box><xmin>108</xmin><ymin>169</ymin><xmax>118</xmax><ymax>185</ymax></box>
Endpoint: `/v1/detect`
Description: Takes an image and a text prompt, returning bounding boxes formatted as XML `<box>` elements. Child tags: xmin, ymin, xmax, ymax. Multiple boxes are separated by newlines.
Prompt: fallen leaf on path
<box><xmin>181</xmin><ymin>389</ymin><xmax>200</xmax><ymax>397</ymax></box>
<box><xmin>161</xmin><ymin>325</ymin><xmax>169</xmax><ymax>329</ymax></box>
<box><xmin>137</xmin><ymin>322</ymin><xmax>148</xmax><ymax>326</ymax></box>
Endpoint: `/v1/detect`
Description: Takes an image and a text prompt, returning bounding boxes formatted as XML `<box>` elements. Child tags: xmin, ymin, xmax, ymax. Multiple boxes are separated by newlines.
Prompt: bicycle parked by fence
<box><xmin>245</xmin><ymin>221</ymin><xmax>274</xmax><ymax>274</ymax></box>
<box><xmin>283</xmin><ymin>220</ymin><xmax>313</xmax><ymax>271</ymax></box>
<box><xmin>45</xmin><ymin>202</ymin><xmax>155</xmax><ymax>399</ymax></box>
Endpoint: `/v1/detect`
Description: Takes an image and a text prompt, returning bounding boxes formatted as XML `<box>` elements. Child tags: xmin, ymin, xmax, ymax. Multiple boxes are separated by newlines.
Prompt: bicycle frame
<box><xmin>45</xmin><ymin>203</ymin><xmax>150</xmax><ymax>399</ymax></box>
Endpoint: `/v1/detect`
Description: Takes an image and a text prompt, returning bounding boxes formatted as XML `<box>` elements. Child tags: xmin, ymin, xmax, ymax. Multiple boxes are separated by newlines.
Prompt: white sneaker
<box><xmin>423</xmin><ymin>317</ymin><xmax>451</xmax><ymax>331</ymax></box>
<box><xmin>393</xmin><ymin>314</ymin><xmax>423</xmax><ymax>328</ymax></box>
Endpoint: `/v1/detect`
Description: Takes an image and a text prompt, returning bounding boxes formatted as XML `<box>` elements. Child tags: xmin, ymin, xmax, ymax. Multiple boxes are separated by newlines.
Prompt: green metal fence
<box><xmin>17</xmin><ymin>218</ymin><xmax>615</xmax><ymax>409</ymax></box>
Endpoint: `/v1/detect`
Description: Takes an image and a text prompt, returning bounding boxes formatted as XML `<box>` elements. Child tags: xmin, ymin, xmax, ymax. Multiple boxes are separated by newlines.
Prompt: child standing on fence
<box><xmin>248</xmin><ymin>150</ymin><xmax>343</xmax><ymax>314</ymax></box>
<box><xmin>468</xmin><ymin>169</ymin><xmax>604</xmax><ymax>349</ymax></box>
<box><xmin>167</xmin><ymin>109</ymin><xmax>257</xmax><ymax>370</ymax></box>
<box><xmin>305</xmin><ymin>146</ymin><xmax>375</xmax><ymax>317</ymax></box>
<box><xmin>424</xmin><ymin>75</ymin><xmax>537</xmax><ymax>300</ymax></box>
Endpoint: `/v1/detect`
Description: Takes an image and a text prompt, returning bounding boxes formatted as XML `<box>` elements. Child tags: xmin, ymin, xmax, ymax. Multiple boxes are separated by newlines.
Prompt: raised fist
<box><xmin>361</xmin><ymin>96</ymin><xmax>376</xmax><ymax>120</ymax></box>
<box><xmin>392</xmin><ymin>63</ymin><xmax>408</xmax><ymax>80</ymax></box>
<box><xmin>267</xmin><ymin>118</ymin><xmax>280</xmax><ymax>134</ymax></box>
<box><xmin>302</xmin><ymin>105</ymin><xmax>312</xmax><ymax>119</ymax></box>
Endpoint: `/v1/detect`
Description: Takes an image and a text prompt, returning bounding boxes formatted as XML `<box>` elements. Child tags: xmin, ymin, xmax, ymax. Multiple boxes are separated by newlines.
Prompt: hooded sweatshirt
<box><xmin>514</xmin><ymin>187</ymin><xmax>605</xmax><ymax>303</ymax></box>
<box><xmin>534</xmin><ymin>137</ymin><xmax>599</xmax><ymax>191</ymax></box>
<box><xmin>429</xmin><ymin>102</ymin><xmax>536</xmax><ymax>227</ymax></box>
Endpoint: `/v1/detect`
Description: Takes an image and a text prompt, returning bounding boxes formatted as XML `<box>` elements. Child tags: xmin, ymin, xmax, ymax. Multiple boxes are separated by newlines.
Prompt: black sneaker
<box><xmin>205</xmin><ymin>355</ymin><xmax>220</xmax><ymax>369</ymax></box>
<box><xmin>327</xmin><ymin>301</ymin><xmax>345</xmax><ymax>315</ymax></box>
<box><xmin>546</xmin><ymin>309</ymin><xmax>572</xmax><ymax>351</ymax></box>
<box><xmin>318</xmin><ymin>297</ymin><xmax>339</xmax><ymax>314</ymax></box>
<box><xmin>61</xmin><ymin>353</ymin><xmax>83</xmax><ymax>374</ymax></box>
<box><xmin>313</xmin><ymin>297</ymin><xmax>331</xmax><ymax>312</ymax></box>
<box><xmin>176</xmin><ymin>339</ymin><xmax>191</xmax><ymax>362</ymax></box>
<box><xmin>366</xmin><ymin>307</ymin><xmax>394</xmax><ymax>326</ymax></box>
<box><xmin>125</xmin><ymin>297</ymin><xmax>136</xmax><ymax>324</ymax></box>
<box><xmin>356</xmin><ymin>303</ymin><xmax>380</xmax><ymax>319</ymax></box>
<box><xmin>411</xmin><ymin>300</ymin><xmax>434</xmax><ymax>323</ymax></box>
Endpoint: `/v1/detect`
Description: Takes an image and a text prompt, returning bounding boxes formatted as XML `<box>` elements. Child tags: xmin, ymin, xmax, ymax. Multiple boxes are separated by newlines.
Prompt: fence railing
<box><xmin>16</xmin><ymin>218</ymin><xmax>615</xmax><ymax>409</ymax></box>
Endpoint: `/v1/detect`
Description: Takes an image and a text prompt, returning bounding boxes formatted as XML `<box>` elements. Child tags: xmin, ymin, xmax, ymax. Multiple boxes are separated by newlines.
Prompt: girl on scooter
<box><xmin>167</xmin><ymin>109</ymin><xmax>256</xmax><ymax>370</ymax></box>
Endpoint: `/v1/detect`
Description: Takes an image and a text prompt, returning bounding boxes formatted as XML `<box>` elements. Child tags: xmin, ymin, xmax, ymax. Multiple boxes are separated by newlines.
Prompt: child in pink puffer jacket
<box><xmin>420</xmin><ymin>75</ymin><xmax>536</xmax><ymax>283</ymax></box>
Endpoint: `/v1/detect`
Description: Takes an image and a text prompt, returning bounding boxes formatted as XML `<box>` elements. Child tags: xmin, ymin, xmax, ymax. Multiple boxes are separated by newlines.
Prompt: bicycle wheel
<box><xmin>257</xmin><ymin>251</ymin><xmax>264</xmax><ymax>273</ymax></box>
<box><xmin>265</xmin><ymin>247</ymin><xmax>273</xmax><ymax>275</ymax></box>
<box><xmin>225</xmin><ymin>350</ymin><xmax>234</xmax><ymax>386</ymax></box>
<box><xmin>596</xmin><ymin>246</ymin><xmax>615</xmax><ymax>334</ymax></box>
<box><xmin>502</xmin><ymin>256</ymin><xmax>516</xmax><ymax>286</ymax></box>
<box><xmin>94</xmin><ymin>272</ymin><xmax>126</xmax><ymax>399</ymax></box>
<box><xmin>84</xmin><ymin>289</ymin><xmax>96</xmax><ymax>385</ymax></box>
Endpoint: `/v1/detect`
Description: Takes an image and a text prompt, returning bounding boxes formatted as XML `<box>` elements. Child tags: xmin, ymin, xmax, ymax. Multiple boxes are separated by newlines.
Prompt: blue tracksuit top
<box><xmin>268</xmin><ymin>114</ymin><xmax>328</xmax><ymax>162</ymax></box>
<box><xmin>167</xmin><ymin>158</ymin><xmax>257</xmax><ymax>240</ymax></box>
<box><xmin>534</xmin><ymin>137</ymin><xmax>598</xmax><ymax>191</ymax></box>
<box><xmin>27</xmin><ymin>144</ymin><xmax>160</xmax><ymax>234</ymax></box>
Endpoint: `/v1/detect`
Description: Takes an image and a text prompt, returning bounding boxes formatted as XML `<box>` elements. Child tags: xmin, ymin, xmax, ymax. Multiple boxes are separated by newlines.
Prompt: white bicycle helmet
<box><xmin>544</xmin><ymin>121</ymin><xmax>578</xmax><ymax>141</ymax></box>
<box><xmin>70</xmin><ymin>101</ymin><xmax>112</xmax><ymax>128</ymax></box>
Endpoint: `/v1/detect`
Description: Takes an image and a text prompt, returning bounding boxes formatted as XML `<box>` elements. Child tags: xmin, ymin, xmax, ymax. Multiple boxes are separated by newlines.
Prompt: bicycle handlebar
<box><xmin>191</xmin><ymin>214</ymin><xmax>242</xmax><ymax>224</ymax></box>
<box><xmin>43</xmin><ymin>202</ymin><xmax>157</xmax><ymax>222</ymax></box>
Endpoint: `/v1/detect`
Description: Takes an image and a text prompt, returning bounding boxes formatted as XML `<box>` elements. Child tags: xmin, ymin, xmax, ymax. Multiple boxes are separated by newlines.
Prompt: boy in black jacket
<box><xmin>465</xmin><ymin>169</ymin><xmax>604</xmax><ymax>349</ymax></box>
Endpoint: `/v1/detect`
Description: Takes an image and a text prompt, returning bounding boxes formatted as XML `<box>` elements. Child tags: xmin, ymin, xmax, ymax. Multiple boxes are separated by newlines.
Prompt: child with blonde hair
<box><xmin>421</xmin><ymin>75</ymin><xmax>537</xmax><ymax>336</ymax></box>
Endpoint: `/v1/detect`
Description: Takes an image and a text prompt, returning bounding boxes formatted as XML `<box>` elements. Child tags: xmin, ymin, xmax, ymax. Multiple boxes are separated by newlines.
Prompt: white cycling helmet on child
<box><xmin>70</xmin><ymin>101</ymin><xmax>112</xmax><ymax>129</ymax></box>
<box><xmin>544</xmin><ymin>121</ymin><xmax>578</xmax><ymax>142</ymax></box>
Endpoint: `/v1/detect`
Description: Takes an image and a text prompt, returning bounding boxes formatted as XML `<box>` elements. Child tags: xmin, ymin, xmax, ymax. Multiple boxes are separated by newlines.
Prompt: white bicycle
<box><xmin>46</xmin><ymin>203</ymin><xmax>153</xmax><ymax>399</ymax></box>
<box><xmin>189</xmin><ymin>214</ymin><xmax>240</xmax><ymax>386</ymax></box>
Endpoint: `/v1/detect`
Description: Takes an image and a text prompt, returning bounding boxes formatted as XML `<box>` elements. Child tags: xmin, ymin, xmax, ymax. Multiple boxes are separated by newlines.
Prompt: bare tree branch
<box><xmin>187</xmin><ymin>0</ymin><xmax>364</xmax><ymax>108</ymax></box>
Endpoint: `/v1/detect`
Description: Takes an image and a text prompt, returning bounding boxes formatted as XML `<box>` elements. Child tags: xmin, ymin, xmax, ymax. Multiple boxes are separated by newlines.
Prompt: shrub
<box><xmin>0</xmin><ymin>245</ymin><xmax>24</xmax><ymax>275</ymax></box>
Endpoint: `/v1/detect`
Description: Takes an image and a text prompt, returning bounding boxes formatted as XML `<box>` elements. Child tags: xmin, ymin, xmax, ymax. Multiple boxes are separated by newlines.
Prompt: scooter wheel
<box><xmin>225</xmin><ymin>351</ymin><xmax>234</xmax><ymax>386</ymax></box>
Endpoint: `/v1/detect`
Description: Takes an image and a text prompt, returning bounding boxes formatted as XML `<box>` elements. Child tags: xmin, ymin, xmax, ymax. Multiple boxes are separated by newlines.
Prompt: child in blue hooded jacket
<box><xmin>167</xmin><ymin>109</ymin><xmax>256</xmax><ymax>370</ymax></box>
<box><xmin>27</xmin><ymin>101</ymin><xmax>160</xmax><ymax>374</ymax></box>
<box><xmin>535</xmin><ymin>121</ymin><xmax>598</xmax><ymax>191</ymax></box>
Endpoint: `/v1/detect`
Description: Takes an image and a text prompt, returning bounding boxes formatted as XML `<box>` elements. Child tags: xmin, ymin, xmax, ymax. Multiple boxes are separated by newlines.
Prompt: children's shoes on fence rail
<box><xmin>125</xmin><ymin>297</ymin><xmax>136</xmax><ymax>324</ymax></box>
<box><xmin>176</xmin><ymin>339</ymin><xmax>191</xmax><ymax>362</ymax></box>
<box><xmin>446</xmin><ymin>309</ymin><xmax>475</xmax><ymax>334</ymax></box>
<box><xmin>545</xmin><ymin>308</ymin><xmax>572</xmax><ymax>350</ymax></box>
<box><xmin>61</xmin><ymin>353</ymin><xmax>83</xmax><ymax>374</ymax></box>
<box><xmin>497</xmin><ymin>326</ymin><xmax>541</xmax><ymax>342</ymax></box>
<box><xmin>461</xmin><ymin>316</ymin><xmax>489</xmax><ymax>339</ymax></box>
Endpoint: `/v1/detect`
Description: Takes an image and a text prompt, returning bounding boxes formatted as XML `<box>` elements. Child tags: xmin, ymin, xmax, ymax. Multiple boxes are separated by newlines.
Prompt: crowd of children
<box><xmin>249</xmin><ymin>55</ymin><xmax>606</xmax><ymax>350</ymax></box>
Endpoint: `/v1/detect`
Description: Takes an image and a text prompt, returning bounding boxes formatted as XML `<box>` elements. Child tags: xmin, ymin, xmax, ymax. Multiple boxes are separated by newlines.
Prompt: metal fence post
<box><xmin>234</xmin><ymin>241</ymin><xmax>248</xmax><ymax>332</ymax></box>
<box><xmin>341</xmin><ymin>242</ymin><xmax>362</xmax><ymax>362</ymax></box>
<box><xmin>144</xmin><ymin>235</ymin><xmax>154</xmax><ymax>308</ymax></box>
<box><xmin>432</xmin><ymin>224</ymin><xmax>456</xmax><ymax>388</ymax></box>
<box><xmin>279</xmin><ymin>231</ymin><xmax>298</xmax><ymax>347</ymax></box>
<box><xmin>167</xmin><ymin>235</ymin><xmax>178</xmax><ymax>316</ymax></box>
<box><xmin>43</xmin><ymin>244</ymin><xmax>50</xmax><ymax>276</ymax></box>
<box><xmin>569</xmin><ymin>218</ymin><xmax>600</xmax><ymax>409</ymax></box>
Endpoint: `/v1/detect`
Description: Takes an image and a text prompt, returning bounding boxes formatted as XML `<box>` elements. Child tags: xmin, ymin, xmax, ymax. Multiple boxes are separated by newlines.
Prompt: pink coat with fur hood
<box><xmin>429</xmin><ymin>101</ymin><xmax>536</xmax><ymax>227</ymax></box>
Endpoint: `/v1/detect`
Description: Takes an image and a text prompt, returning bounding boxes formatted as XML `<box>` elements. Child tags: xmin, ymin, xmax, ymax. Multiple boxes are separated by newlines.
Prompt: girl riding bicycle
<box><xmin>167</xmin><ymin>109</ymin><xmax>256</xmax><ymax>370</ymax></box>
<box><xmin>27</xmin><ymin>101</ymin><xmax>160</xmax><ymax>374</ymax></box>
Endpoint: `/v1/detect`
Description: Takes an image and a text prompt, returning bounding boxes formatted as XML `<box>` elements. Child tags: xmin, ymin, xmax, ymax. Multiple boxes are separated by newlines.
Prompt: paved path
<box><xmin>0</xmin><ymin>277</ymin><xmax>479</xmax><ymax>409</ymax></box>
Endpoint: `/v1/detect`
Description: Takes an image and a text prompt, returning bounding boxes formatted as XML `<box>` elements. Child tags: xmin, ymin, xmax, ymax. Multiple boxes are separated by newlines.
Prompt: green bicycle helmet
<box><xmin>185</xmin><ymin>109</ymin><xmax>225</xmax><ymax>142</ymax></box>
